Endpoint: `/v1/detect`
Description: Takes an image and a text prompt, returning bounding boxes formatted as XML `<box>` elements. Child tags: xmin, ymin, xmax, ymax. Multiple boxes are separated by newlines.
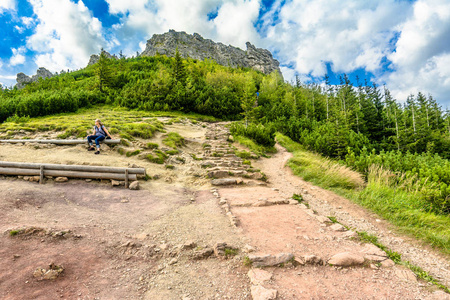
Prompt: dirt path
<box><xmin>0</xmin><ymin>121</ymin><xmax>449</xmax><ymax>299</ymax></box>
<box><xmin>255</xmin><ymin>144</ymin><xmax>450</xmax><ymax>288</ymax></box>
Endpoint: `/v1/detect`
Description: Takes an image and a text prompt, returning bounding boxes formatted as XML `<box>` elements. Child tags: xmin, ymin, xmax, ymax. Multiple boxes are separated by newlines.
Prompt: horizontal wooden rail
<box><xmin>0</xmin><ymin>167</ymin><xmax>137</xmax><ymax>181</ymax></box>
<box><xmin>0</xmin><ymin>139</ymin><xmax>121</xmax><ymax>145</ymax></box>
<box><xmin>0</xmin><ymin>161</ymin><xmax>146</xmax><ymax>175</ymax></box>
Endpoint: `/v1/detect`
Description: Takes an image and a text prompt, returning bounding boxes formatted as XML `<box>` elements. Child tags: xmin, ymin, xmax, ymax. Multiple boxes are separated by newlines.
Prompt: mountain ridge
<box><xmin>140</xmin><ymin>30</ymin><xmax>282</xmax><ymax>76</ymax></box>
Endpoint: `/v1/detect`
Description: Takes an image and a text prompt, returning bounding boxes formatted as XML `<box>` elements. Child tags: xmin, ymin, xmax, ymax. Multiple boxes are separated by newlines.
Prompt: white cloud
<box><xmin>384</xmin><ymin>0</ymin><xmax>450</xmax><ymax>103</ymax></box>
<box><xmin>213</xmin><ymin>0</ymin><xmax>261</xmax><ymax>48</ymax></box>
<box><xmin>264</xmin><ymin>0</ymin><xmax>411</xmax><ymax>78</ymax></box>
<box><xmin>105</xmin><ymin>0</ymin><xmax>260</xmax><ymax>54</ymax></box>
<box><xmin>26</xmin><ymin>0</ymin><xmax>105</xmax><ymax>72</ymax></box>
<box><xmin>21</xmin><ymin>16</ymin><xmax>35</xmax><ymax>27</ymax></box>
<box><xmin>0</xmin><ymin>0</ymin><xmax>16</xmax><ymax>13</ymax></box>
<box><xmin>10</xmin><ymin>46</ymin><xmax>26</xmax><ymax>66</ymax></box>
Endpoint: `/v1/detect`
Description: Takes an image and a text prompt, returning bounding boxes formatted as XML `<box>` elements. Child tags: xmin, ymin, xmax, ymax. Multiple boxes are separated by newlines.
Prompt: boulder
<box><xmin>248</xmin><ymin>253</ymin><xmax>294</xmax><ymax>267</ymax></box>
<box><xmin>181</xmin><ymin>241</ymin><xmax>197</xmax><ymax>250</ymax></box>
<box><xmin>55</xmin><ymin>177</ymin><xmax>68</xmax><ymax>182</ymax></box>
<box><xmin>380</xmin><ymin>259</ymin><xmax>395</xmax><ymax>268</ymax></box>
<box><xmin>213</xmin><ymin>242</ymin><xmax>238</xmax><ymax>258</ymax></box>
<box><xmin>192</xmin><ymin>248</ymin><xmax>214</xmax><ymax>260</ymax></box>
<box><xmin>395</xmin><ymin>268</ymin><xmax>417</xmax><ymax>282</ymax></box>
<box><xmin>208</xmin><ymin>170</ymin><xmax>229</xmax><ymax>179</ymax></box>
<box><xmin>316</xmin><ymin>216</ymin><xmax>332</xmax><ymax>223</ymax></box>
<box><xmin>211</xmin><ymin>178</ymin><xmax>237</xmax><ymax>186</ymax></box>
<box><xmin>303</xmin><ymin>254</ymin><xmax>323</xmax><ymax>265</ymax></box>
<box><xmin>328</xmin><ymin>252</ymin><xmax>365</xmax><ymax>267</ymax></box>
<box><xmin>250</xmin><ymin>285</ymin><xmax>277</xmax><ymax>300</ymax></box>
<box><xmin>129</xmin><ymin>181</ymin><xmax>139</xmax><ymax>190</ymax></box>
<box><xmin>330</xmin><ymin>224</ymin><xmax>346</xmax><ymax>232</ymax></box>
<box><xmin>248</xmin><ymin>269</ymin><xmax>272</xmax><ymax>285</ymax></box>
<box><xmin>33</xmin><ymin>263</ymin><xmax>64</xmax><ymax>280</ymax></box>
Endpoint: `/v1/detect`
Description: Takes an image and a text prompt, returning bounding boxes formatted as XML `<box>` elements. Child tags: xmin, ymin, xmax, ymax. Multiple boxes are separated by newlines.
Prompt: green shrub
<box><xmin>230</xmin><ymin>122</ymin><xmax>276</xmax><ymax>147</ymax></box>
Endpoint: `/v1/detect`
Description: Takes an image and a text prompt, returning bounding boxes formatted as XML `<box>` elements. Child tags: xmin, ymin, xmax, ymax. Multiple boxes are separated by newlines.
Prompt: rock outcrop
<box><xmin>16</xmin><ymin>67</ymin><xmax>53</xmax><ymax>89</ymax></box>
<box><xmin>87</xmin><ymin>50</ymin><xmax>117</xmax><ymax>66</ymax></box>
<box><xmin>141</xmin><ymin>30</ymin><xmax>282</xmax><ymax>76</ymax></box>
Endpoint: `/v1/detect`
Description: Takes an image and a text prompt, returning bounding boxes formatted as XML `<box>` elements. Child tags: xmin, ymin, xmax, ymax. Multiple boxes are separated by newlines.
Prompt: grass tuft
<box><xmin>162</xmin><ymin>132</ymin><xmax>185</xmax><ymax>149</ymax></box>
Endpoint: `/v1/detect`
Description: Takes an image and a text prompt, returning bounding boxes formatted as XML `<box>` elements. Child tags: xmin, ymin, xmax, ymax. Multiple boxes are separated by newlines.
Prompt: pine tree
<box><xmin>94</xmin><ymin>49</ymin><xmax>113</xmax><ymax>93</ymax></box>
<box><xmin>173</xmin><ymin>48</ymin><xmax>186</xmax><ymax>85</ymax></box>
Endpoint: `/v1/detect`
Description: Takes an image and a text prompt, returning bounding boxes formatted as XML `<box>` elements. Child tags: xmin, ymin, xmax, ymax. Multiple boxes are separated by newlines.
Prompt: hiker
<box><xmin>87</xmin><ymin>119</ymin><xmax>113</xmax><ymax>155</ymax></box>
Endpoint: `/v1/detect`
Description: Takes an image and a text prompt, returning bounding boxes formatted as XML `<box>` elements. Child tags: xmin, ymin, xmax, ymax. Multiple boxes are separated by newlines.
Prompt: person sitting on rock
<box><xmin>87</xmin><ymin>119</ymin><xmax>113</xmax><ymax>155</ymax></box>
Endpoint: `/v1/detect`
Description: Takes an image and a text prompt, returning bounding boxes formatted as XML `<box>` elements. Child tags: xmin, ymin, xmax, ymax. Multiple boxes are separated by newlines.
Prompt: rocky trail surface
<box><xmin>0</xmin><ymin>121</ymin><xmax>449</xmax><ymax>300</ymax></box>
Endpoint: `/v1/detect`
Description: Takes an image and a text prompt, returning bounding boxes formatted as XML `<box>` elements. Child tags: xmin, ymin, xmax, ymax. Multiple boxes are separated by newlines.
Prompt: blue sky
<box><xmin>1</xmin><ymin>0</ymin><xmax>450</xmax><ymax>106</ymax></box>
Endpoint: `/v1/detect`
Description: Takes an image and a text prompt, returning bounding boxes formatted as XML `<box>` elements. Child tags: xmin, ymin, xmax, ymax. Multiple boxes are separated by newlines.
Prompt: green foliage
<box><xmin>235</xmin><ymin>150</ymin><xmax>254</xmax><ymax>159</ymax></box>
<box><xmin>224</xmin><ymin>248</ymin><xmax>239</xmax><ymax>257</ymax></box>
<box><xmin>165</xmin><ymin>164</ymin><xmax>175</xmax><ymax>169</ymax></box>
<box><xmin>162</xmin><ymin>132</ymin><xmax>185</xmax><ymax>148</ymax></box>
<box><xmin>346</xmin><ymin>147</ymin><xmax>450</xmax><ymax>212</ymax></box>
<box><xmin>9</xmin><ymin>230</ymin><xmax>20</xmax><ymax>236</ymax></box>
<box><xmin>292</xmin><ymin>193</ymin><xmax>304</xmax><ymax>203</ymax></box>
<box><xmin>95</xmin><ymin>50</ymin><xmax>114</xmax><ymax>92</ymax></box>
<box><xmin>230</xmin><ymin>122</ymin><xmax>276</xmax><ymax>147</ymax></box>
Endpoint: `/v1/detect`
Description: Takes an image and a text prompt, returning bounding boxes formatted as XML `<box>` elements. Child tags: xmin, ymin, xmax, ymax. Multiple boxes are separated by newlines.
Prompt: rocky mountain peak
<box><xmin>140</xmin><ymin>30</ymin><xmax>282</xmax><ymax>77</ymax></box>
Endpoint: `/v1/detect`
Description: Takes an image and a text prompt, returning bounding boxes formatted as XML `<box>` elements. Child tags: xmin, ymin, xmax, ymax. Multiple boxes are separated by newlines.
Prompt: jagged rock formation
<box><xmin>16</xmin><ymin>67</ymin><xmax>53</xmax><ymax>89</ymax></box>
<box><xmin>87</xmin><ymin>50</ymin><xmax>117</xmax><ymax>66</ymax></box>
<box><xmin>141</xmin><ymin>30</ymin><xmax>282</xmax><ymax>76</ymax></box>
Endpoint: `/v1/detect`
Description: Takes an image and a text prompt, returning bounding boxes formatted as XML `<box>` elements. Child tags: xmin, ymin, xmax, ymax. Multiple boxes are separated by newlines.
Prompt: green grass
<box><xmin>276</xmin><ymin>133</ymin><xmax>365</xmax><ymax>191</ymax></box>
<box><xmin>233</xmin><ymin>135</ymin><xmax>276</xmax><ymax>158</ymax></box>
<box><xmin>146</xmin><ymin>142</ymin><xmax>159</xmax><ymax>149</ymax></box>
<box><xmin>165</xmin><ymin>149</ymin><xmax>179</xmax><ymax>155</ymax></box>
<box><xmin>126</xmin><ymin>150</ymin><xmax>141</xmax><ymax>157</ymax></box>
<box><xmin>162</xmin><ymin>132</ymin><xmax>185</xmax><ymax>149</ymax></box>
<box><xmin>190</xmin><ymin>154</ymin><xmax>203</xmax><ymax>161</ymax></box>
<box><xmin>147</xmin><ymin>149</ymin><xmax>168</xmax><ymax>164</ymax></box>
<box><xmin>0</xmin><ymin>106</ymin><xmax>165</xmax><ymax>141</ymax></box>
<box><xmin>276</xmin><ymin>132</ymin><xmax>450</xmax><ymax>257</ymax></box>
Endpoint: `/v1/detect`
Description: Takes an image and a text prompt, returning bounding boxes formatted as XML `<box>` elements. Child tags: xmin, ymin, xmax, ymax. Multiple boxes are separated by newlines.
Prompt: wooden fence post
<box><xmin>39</xmin><ymin>165</ymin><xmax>44</xmax><ymax>184</ymax></box>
